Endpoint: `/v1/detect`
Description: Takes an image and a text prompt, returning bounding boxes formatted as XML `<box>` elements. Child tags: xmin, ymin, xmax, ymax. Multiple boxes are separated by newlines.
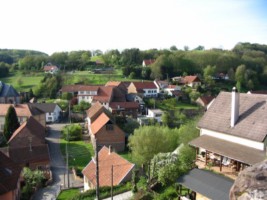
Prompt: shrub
<box><xmin>62</xmin><ymin>124</ymin><xmax>82</xmax><ymax>141</ymax></box>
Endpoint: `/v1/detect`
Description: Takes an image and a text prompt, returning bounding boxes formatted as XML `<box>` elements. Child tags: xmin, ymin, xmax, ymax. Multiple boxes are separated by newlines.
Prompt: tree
<box><xmin>21</xmin><ymin>167</ymin><xmax>45</xmax><ymax>200</ymax></box>
<box><xmin>128</xmin><ymin>126</ymin><xmax>179</xmax><ymax>170</ymax></box>
<box><xmin>3</xmin><ymin>106</ymin><xmax>20</xmax><ymax>144</ymax></box>
<box><xmin>235</xmin><ymin>64</ymin><xmax>246</xmax><ymax>89</ymax></box>
<box><xmin>203</xmin><ymin>65</ymin><xmax>216</xmax><ymax>87</ymax></box>
<box><xmin>62</xmin><ymin>124</ymin><xmax>82</xmax><ymax>141</ymax></box>
<box><xmin>170</xmin><ymin>45</ymin><xmax>178</xmax><ymax>51</ymax></box>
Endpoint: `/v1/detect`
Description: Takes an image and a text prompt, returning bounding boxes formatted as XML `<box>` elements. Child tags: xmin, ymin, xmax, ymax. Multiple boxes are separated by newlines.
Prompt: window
<box><xmin>80</xmin><ymin>91</ymin><xmax>84</xmax><ymax>94</ymax></box>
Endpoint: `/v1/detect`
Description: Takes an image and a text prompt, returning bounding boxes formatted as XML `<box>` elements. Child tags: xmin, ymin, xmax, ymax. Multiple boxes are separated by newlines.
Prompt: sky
<box><xmin>0</xmin><ymin>0</ymin><xmax>267</xmax><ymax>55</ymax></box>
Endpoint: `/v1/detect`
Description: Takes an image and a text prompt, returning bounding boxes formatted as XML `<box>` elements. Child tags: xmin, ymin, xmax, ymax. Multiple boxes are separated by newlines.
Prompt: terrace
<box><xmin>190</xmin><ymin>135</ymin><xmax>266</xmax><ymax>180</ymax></box>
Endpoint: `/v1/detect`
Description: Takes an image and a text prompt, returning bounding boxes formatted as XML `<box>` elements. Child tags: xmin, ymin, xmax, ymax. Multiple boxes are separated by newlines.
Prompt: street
<box><xmin>32</xmin><ymin>123</ymin><xmax>83</xmax><ymax>200</ymax></box>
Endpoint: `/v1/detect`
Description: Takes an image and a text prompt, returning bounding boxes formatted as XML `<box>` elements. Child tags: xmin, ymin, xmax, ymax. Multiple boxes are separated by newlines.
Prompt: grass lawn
<box><xmin>64</xmin><ymin>69</ymin><xmax>140</xmax><ymax>85</ymax></box>
<box><xmin>158</xmin><ymin>101</ymin><xmax>199</xmax><ymax>111</ymax></box>
<box><xmin>60</xmin><ymin>138</ymin><xmax>94</xmax><ymax>172</ymax></box>
<box><xmin>1</xmin><ymin>71</ymin><xmax>44</xmax><ymax>92</ymax></box>
<box><xmin>57</xmin><ymin>188</ymin><xmax>80</xmax><ymax>200</ymax></box>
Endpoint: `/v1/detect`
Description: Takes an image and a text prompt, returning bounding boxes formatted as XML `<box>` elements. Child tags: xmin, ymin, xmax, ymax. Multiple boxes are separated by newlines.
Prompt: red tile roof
<box><xmin>82</xmin><ymin>146</ymin><xmax>134</xmax><ymax>187</ymax></box>
<box><xmin>143</xmin><ymin>59</ymin><xmax>155</xmax><ymax>66</ymax></box>
<box><xmin>92</xmin><ymin>86</ymin><xmax>113</xmax><ymax>103</ymax></box>
<box><xmin>87</xmin><ymin>102</ymin><xmax>104</xmax><ymax>121</ymax></box>
<box><xmin>90</xmin><ymin>113</ymin><xmax>110</xmax><ymax>134</ymax></box>
<box><xmin>183</xmin><ymin>76</ymin><xmax>201</xmax><ymax>83</ymax></box>
<box><xmin>132</xmin><ymin>82</ymin><xmax>157</xmax><ymax>90</ymax></box>
<box><xmin>109</xmin><ymin>102</ymin><xmax>139</xmax><ymax>110</ymax></box>
<box><xmin>198</xmin><ymin>96</ymin><xmax>215</xmax><ymax>106</ymax></box>
<box><xmin>0</xmin><ymin>104</ymin><xmax>43</xmax><ymax>117</ymax></box>
<box><xmin>105</xmin><ymin>81</ymin><xmax>122</xmax><ymax>87</ymax></box>
<box><xmin>0</xmin><ymin>152</ymin><xmax>22</xmax><ymax>195</ymax></box>
<box><xmin>43</xmin><ymin>65</ymin><xmax>58</xmax><ymax>71</ymax></box>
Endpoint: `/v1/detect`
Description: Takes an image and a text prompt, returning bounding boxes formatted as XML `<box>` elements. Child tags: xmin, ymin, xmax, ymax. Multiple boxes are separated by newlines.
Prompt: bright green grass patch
<box><xmin>1</xmin><ymin>71</ymin><xmax>44</xmax><ymax>92</ymax></box>
<box><xmin>118</xmin><ymin>151</ymin><xmax>133</xmax><ymax>163</ymax></box>
<box><xmin>57</xmin><ymin>188</ymin><xmax>80</xmax><ymax>200</ymax></box>
<box><xmin>64</xmin><ymin>69</ymin><xmax>139</xmax><ymax>85</ymax></box>
<box><xmin>158</xmin><ymin>102</ymin><xmax>199</xmax><ymax>111</ymax></box>
<box><xmin>60</xmin><ymin>139</ymin><xmax>94</xmax><ymax>172</ymax></box>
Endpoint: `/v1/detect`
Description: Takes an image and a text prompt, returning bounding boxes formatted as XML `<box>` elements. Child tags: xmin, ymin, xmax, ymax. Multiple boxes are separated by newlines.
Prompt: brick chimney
<box><xmin>231</xmin><ymin>87</ymin><xmax>239</xmax><ymax>127</ymax></box>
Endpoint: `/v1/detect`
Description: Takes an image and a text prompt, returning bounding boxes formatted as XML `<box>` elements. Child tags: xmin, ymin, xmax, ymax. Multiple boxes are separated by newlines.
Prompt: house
<box><xmin>0</xmin><ymin>104</ymin><xmax>46</xmax><ymax>133</ymax></box>
<box><xmin>127</xmin><ymin>81</ymin><xmax>158</xmax><ymax>98</ymax></box>
<box><xmin>142</xmin><ymin>59</ymin><xmax>155</xmax><ymax>67</ymax></box>
<box><xmin>6</xmin><ymin>117</ymin><xmax>50</xmax><ymax>177</ymax></box>
<box><xmin>87</xmin><ymin>103</ymin><xmax>125</xmax><ymax>152</ymax></box>
<box><xmin>172</xmin><ymin>75</ymin><xmax>201</xmax><ymax>88</ymax></box>
<box><xmin>109</xmin><ymin>102</ymin><xmax>139</xmax><ymax>118</ymax></box>
<box><xmin>31</xmin><ymin>103</ymin><xmax>62</xmax><ymax>123</ymax></box>
<box><xmin>77</xmin><ymin>86</ymin><xmax>114</xmax><ymax>108</ymax></box>
<box><xmin>147</xmin><ymin>109</ymin><xmax>164</xmax><ymax>123</ymax></box>
<box><xmin>105</xmin><ymin>81</ymin><xmax>131</xmax><ymax>94</ymax></box>
<box><xmin>190</xmin><ymin>88</ymin><xmax>267</xmax><ymax>175</ymax></box>
<box><xmin>196</xmin><ymin>95</ymin><xmax>215</xmax><ymax>110</ymax></box>
<box><xmin>154</xmin><ymin>80</ymin><xmax>169</xmax><ymax>93</ymax></box>
<box><xmin>60</xmin><ymin>84</ymin><xmax>85</xmax><ymax>96</ymax></box>
<box><xmin>0</xmin><ymin>81</ymin><xmax>20</xmax><ymax>104</ymax></box>
<box><xmin>7</xmin><ymin>116</ymin><xmax>46</xmax><ymax>148</ymax></box>
<box><xmin>163</xmin><ymin>85</ymin><xmax>181</xmax><ymax>96</ymax></box>
<box><xmin>43</xmin><ymin>65</ymin><xmax>59</xmax><ymax>74</ymax></box>
<box><xmin>82</xmin><ymin>146</ymin><xmax>134</xmax><ymax>191</ymax></box>
<box><xmin>0</xmin><ymin>151</ymin><xmax>22</xmax><ymax>200</ymax></box>
<box><xmin>8</xmin><ymin>145</ymin><xmax>50</xmax><ymax>172</ymax></box>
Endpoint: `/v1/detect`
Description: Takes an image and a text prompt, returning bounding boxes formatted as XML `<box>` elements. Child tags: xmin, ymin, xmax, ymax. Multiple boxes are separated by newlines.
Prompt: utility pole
<box><xmin>95</xmin><ymin>140</ymin><xmax>100</xmax><ymax>200</ymax></box>
<box><xmin>66</xmin><ymin>102</ymin><xmax>71</xmax><ymax>188</ymax></box>
<box><xmin>111</xmin><ymin>165</ymin><xmax>113</xmax><ymax>200</ymax></box>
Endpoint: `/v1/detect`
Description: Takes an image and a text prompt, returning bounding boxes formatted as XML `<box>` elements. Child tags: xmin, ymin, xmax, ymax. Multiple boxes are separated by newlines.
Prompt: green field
<box><xmin>1</xmin><ymin>70</ymin><xmax>140</xmax><ymax>92</ymax></box>
<box><xmin>0</xmin><ymin>71</ymin><xmax>44</xmax><ymax>92</ymax></box>
<box><xmin>60</xmin><ymin>139</ymin><xmax>94</xmax><ymax>172</ymax></box>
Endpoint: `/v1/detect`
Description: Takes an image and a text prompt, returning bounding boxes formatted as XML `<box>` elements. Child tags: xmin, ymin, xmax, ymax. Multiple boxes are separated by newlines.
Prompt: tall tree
<box><xmin>3</xmin><ymin>106</ymin><xmax>20</xmax><ymax>143</ymax></box>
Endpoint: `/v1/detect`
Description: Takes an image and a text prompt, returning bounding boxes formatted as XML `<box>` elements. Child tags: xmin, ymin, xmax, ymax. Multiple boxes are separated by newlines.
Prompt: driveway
<box><xmin>32</xmin><ymin>123</ymin><xmax>83</xmax><ymax>200</ymax></box>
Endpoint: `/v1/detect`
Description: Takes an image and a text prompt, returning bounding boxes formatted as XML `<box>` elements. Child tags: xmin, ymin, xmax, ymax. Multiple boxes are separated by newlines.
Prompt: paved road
<box><xmin>32</xmin><ymin>123</ymin><xmax>83</xmax><ymax>200</ymax></box>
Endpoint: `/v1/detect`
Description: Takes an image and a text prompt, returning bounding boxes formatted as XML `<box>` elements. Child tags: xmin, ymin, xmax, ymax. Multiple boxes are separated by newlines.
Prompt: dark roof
<box><xmin>9</xmin><ymin>144</ymin><xmax>50</xmax><ymax>165</ymax></box>
<box><xmin>0</xmin><ymin>151</ymin><xmax>22</xmax><ymax>195</ymax></box>
<box><xmin>197</xmin><ymin>96</ymin><xmax>215</xmax><ymax>106</ymax></box>
<box><xmin>189</xmin><ymin>135</ymin><xmax>266</xmax><ymax>165</ymax></box>
<box><xmin>8</xmin><ymin>116</ymin><xmax>46</xmax><ymax>145</ymax></box>
<box><xmin>109</xmin><ymin>102</ymin><xmax>139</xmax><ymax>110</ymax></box>
<box><xmin>198</xmin><ymin>92</ymin><xmax>267</xmax><ymax>142</ymax></box>
<box><xmin>0</xmin><ymin>81</ymin><xmax>19</xmax><ymax>98</ymax></box>
<box><xmin>31</xmin><ymin>103</ymin><xmax>60</xmax><ymax>113</ymax></box>
<box><xmin>177</xmin><ymin>168</ymin><xmax>233</xmax><ymax>200</ymax></box>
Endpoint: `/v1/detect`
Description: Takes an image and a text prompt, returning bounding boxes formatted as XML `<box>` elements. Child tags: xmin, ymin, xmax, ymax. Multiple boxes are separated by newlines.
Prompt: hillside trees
<box><xmin>0</xmin><ymin>62</ymin><xmax>9</xmax><ymax>77</ymax></box>
<box><xmin>33</xmin><ymin>73</ymin><xmax>63</xmax><ymax>98</ymax></box>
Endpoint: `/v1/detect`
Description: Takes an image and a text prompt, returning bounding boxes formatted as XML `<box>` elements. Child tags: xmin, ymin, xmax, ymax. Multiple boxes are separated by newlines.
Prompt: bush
<box><xmin>62</xmin><ymin>124</ymin><xmax>82</xmax><ymax>141</ymax></box>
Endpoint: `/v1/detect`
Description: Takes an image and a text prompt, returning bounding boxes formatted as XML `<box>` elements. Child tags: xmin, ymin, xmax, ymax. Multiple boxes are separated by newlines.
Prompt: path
<box><xmin>32</xmin><ymin>123</ymin><xmax>83</xmax><ymax>200</ymax></box>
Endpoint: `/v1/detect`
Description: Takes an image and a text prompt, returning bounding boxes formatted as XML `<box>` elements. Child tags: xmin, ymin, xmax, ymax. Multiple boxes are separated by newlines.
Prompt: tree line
<box><xmin>1</xmin><ymin>42</ymin><xmax>267</xmax><ymax>90</ymax></box>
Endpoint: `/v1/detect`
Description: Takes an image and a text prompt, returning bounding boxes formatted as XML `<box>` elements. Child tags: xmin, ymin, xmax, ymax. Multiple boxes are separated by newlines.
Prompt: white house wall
<box><xmin>83</xmin><ymin>176</ymin><xmax>90</xmax><ymax>191</ymax></box>
<box><xmin>201</xmin><ymin>128</ymin><xmax>264</xmax><ymax>151</ymax></box>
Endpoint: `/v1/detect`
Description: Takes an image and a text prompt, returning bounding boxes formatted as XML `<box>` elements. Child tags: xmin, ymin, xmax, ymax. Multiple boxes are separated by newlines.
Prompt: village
<box><xmin>0</xmin><ymin>57</ymin><xmax>267</xmax><ymax>200</ymax></box>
